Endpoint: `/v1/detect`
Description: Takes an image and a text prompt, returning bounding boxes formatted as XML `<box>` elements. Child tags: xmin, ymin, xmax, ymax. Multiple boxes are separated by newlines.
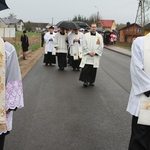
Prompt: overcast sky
<box><xmin>0</xmin><ymin>0</ymin><xmax>144</xmax><ymax>24</ymax></box>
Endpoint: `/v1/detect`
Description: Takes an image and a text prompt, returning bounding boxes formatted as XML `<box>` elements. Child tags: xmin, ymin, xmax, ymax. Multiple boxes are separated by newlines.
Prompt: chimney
<box><xmin>126</xmin><ymin>22</ymin><xmax>130</xmax><ymax>27</ymax></box>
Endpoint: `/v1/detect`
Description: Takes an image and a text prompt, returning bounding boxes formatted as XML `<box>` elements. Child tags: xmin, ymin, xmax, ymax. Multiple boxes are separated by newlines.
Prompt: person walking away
<box><xmin>43</xmin><ymin>26</ymin><xmax>56</xmax><ymax>66</ymax></box>
<box><xmin>54</xmin><ymin>28</ymin><xmax>68</xmax><ymax>70</ymax></box>
<box><xmin>41</xmin><ymin>30</ymin><xmax>45</xmax><ymax>47</ymax></box>
<box><xmin>79</xmin><ymin>23</ymin><xmax>104</xmax><ymax>87</ymax></box>
<box><xmin>68</xmin><ymin>29</ymin><xmax>84</xmax><ymax>71</ymax></box>
<box><xmin>0</xmin><ymin>38</ymin><xmax>24</xmax><ymax>150</ymax></box>
<box><xmin>21</xmin><ymin>30</ymin><xmax>29</xmax><ymax>60</ymax></box>
<box><xmin>127</xmin><ymin>33</ymin><xmax>150</xmax><ymax>150</ymax></box>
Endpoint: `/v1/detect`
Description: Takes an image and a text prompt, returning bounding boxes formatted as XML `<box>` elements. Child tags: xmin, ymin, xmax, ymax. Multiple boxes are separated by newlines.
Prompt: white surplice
<box><xmin>0</xmin><ymin>40</ymin><xmax>24</xmax><ymax>135</ymax></box>
<box><xmin>127</xmin><ymin>34</ymin><xmax>150</xmax><ymax>117</ymax></box>
<box><xmin>68</xmin><ymin>32</ymin><xmax>84</xmax><ymax>59</ymax></box>
<box><xmin>54</xmin><ymin>32</ymin><xmax>68</xmax><ymax>53</ymax></box>
<box><xmin>44</xmin><ymin>32</ymin><xmax>56</xmax><ymax>55</ymax></box>
<box><xmin>80</xmin><ymin>32</ymin><xmax>104</xmax><ymax>68</ymax></box>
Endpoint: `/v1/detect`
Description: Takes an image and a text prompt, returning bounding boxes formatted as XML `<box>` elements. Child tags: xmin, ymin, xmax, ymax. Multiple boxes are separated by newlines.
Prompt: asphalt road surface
<box><xmin>5</xmin><ymin>49</ymin><xmax>132</xmax><ymax>150</ymax></box>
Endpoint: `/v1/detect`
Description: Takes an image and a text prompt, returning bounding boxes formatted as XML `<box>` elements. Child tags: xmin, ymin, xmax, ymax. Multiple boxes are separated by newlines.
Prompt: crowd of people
<box><xmin>102</xmin><ymin>31</ymin><xmax>117</xmax><ymax>45</ymax></box>
<box><xmin>42</xmin><ymin>23</ymin><xmax>104</xmax><ymax>87</ymax></box>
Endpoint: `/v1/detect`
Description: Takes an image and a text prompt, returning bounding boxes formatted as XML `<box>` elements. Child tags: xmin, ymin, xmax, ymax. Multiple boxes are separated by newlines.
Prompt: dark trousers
<box><xmin>79</xmin><ymin>64</ymin><xmax>97</xmax><ymax>83</ymax></box>
<box><xmin>128</xmin><ymin>116</ymin><xmax>150</xmax><ymax>150</ymax></box>
<box><xmin>0</xmin><ymin>133</ymin><xmax>6</xmax><ymax>150</ymax></box>
<box><xmin>57</xmin><ymin>53</ymin><xmax>67</xmax><ymax>69</ymax></box>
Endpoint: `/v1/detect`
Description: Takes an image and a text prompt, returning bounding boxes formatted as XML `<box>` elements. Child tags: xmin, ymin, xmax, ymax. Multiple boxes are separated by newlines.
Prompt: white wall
<box><xmin>0</xmin><ymin>28</ymin><xmax>16</xmax><ymax>38</ymax></box>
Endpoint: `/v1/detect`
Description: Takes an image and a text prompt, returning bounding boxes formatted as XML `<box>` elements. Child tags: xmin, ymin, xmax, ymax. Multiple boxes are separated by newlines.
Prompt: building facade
<box><xmin>119</xmin><ymin>22</ymin><xmax>143</xmax><ymax>43</ymax></box>
<box><xmin>0</xmin><ymin>18</ymin><xmax>24</xmax><ymax>31</ymax></box>
<box><xmin>99</xmin><ymin>20</ymin><xmax>117</xmax><ymax>31</ymax></box>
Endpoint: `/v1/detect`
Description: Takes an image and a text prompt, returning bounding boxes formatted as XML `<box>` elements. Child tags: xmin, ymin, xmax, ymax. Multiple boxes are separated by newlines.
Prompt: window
<box><xmin>136</xmin><ymin>28</ymin><xmax>141</xmax><ymax>33</ymax></box>
<box><xmin>126</xmin><ymin>28</ymin><xmax>130</xmax><ymax>32</ymax></box>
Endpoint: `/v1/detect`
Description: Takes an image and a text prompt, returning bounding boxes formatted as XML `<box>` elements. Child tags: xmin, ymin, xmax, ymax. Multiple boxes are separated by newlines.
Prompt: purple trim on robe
<box><xmin>6</xmin><ymin>80</ymin><xmax>24</xmax><ymax>111</ymax></box>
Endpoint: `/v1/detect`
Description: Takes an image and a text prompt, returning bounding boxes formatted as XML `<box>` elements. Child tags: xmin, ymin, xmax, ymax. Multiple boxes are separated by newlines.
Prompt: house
<box><xmin>0</xmin><ymin>18</ymin><xmax>24</xmax><ymax>31</ymax></box>
<box><xmin>25</xmin><ymin>22</ymin><xmax>51</xmax><ymax>32</ymax></box>
<box><xmin>119</xmin><ymin>22</ymin><xmax>143</xmax><ymax>43</ymax></box>
<box><xmin>99</xmin><ymin>20</ymin><xmax>117</xmax><ymax>31</ymax></box>
<box><xmin>143</xmin><ymin>23</ymin><xmax>150</xmax><ymax>35</ymax></box>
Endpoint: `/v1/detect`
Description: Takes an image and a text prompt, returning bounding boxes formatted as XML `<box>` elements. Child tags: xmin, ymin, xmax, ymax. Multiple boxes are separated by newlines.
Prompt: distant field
<box><xmin>5</xmin><ymin>31</ymin><xmax>41</xmax><ymax>56</ymax></box>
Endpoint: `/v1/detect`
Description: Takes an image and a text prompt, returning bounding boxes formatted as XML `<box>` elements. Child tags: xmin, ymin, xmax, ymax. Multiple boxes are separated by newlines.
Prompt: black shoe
<box><xmin>59</xmin><ymin>67</ymin><xmax>65</xmax><ymax>70</ymax></box>
<box><xmin>73</xmin><ymin>68</ymin><xmax>75</xmax><ymax>71</ymax></box>
<box><xmin>89</xmin><ymin>83</ymin><xmax>94</xmax><ymax>86</ymax></box>
<box><xmin>45</xmin><ymin>63</ymin><xmax>48</xmax><ymax>66</ymax></box>
<box><xmin>77</xmin><ymin>68</ymin><xmax>80</xmax><ymax>71</ymax></box>
<box><xmin>83</xmin><ymin>82</ymin><xmax>88</xmax><ymax>87</ymax></box>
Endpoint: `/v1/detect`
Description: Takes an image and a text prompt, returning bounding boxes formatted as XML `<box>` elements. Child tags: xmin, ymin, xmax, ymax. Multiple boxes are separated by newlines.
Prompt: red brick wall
<box><xmin>119</xmin><ymin>25</ymin><xmax>143</xmax><ymax>43</ymax></box>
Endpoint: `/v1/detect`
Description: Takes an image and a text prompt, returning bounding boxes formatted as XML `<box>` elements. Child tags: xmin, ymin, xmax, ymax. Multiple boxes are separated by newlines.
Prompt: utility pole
<box><xmin>135</xmin><ymin>0</ymin><xmax>146</xmax><ymax>27</ymax></box>
<box><xmin>52</xmin><ymin>17</ymin><xmax>54</xmax><ymax>26</ymax></box>
<box><xmin>95</xmin><ymin>6</ymin><xmax>100</xmax><ymax>28</ymax></box>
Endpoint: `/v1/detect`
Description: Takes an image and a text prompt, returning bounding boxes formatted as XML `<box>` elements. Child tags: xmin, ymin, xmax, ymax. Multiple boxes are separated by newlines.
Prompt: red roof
<box><xmin>99</xmin><ymin>20</ymin><xmax>115</xmax><ymax>28</ymax></box>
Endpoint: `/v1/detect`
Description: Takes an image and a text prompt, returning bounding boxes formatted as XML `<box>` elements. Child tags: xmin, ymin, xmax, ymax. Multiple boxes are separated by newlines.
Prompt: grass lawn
<box><xmin>29</xmin><ymin>42</ymin><xmax>41</xmax><ymax>51</ymax></box>
<box><xmin>115</xmin><ymin>42</ymin><xmax>131</xmax><ymax>51</ymax></box>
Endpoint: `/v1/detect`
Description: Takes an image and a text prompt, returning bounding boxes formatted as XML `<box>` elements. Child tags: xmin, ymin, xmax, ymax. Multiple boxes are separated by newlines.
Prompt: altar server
<box><xmin>54</xmin><ymin>28</ymin><xmax>68</xmax><ymax>70</ymax></box>
<box><xmin>68</xmin><ymin>29</ymin><xmax>84</xmax><ymax>71</ymax></box>
<box><xmin>43</xmin><ymin>26</ymin><xmax>56</xmax><ymax>66</ymax></box>
<box><xmin>79</xmin><ymin>23</ymin><xmax>104</xmax><ymax>87</ymax></box>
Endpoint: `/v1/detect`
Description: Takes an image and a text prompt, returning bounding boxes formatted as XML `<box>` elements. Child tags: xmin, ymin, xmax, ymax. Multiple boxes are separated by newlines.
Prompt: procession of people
<box><xmin>43</xmin><ymin>22</ymin><xmax>104</xmax><ymax>87</ymax></box>
<box><xmin>3</xmin><ymin>0</ymin><xmax>150</xmax><ymax>149</ymax></box>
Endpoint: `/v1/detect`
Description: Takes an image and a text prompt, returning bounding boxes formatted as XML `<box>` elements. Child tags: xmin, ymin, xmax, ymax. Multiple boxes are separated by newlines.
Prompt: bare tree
<box><xmin>89</xmin><ymin>13</ymin><xmax>101</xmax><ymax>27</ymax></box>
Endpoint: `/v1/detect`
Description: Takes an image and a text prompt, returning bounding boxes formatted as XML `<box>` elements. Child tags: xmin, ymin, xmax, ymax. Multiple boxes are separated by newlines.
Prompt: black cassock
<box><xmin>57</xmin><ymin>53</ymin><xmax>67</xmax><ymax>69</ymax></box>
<box><xmin>0</xmin><ymin>132</ymin><xmax>10</xmax><ymax>150</ymax></box>
<box><xmin>71</xmin><ymin>57</ymin><xmax>81</xmax><ymax>70</ymax></box>
<box><xmin>43</xmin><ymin>52</ymin><xmax>56</xmax><ymax>65</ymax></box>
<box><xmin>128</xmin><ymin>116</ymin><xmax>150</xmax><ymax>150</ymax></box>
<box><xmin>79</xmin><ymin>64</ymin><xmax>97</xmax><ymax>84</ymax></box>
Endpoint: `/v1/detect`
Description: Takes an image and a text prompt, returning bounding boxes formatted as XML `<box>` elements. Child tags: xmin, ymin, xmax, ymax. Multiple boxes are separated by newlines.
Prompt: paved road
<box><xmin>5</xmin><ymin>49</ymin><xmax>132</xmax><ymax>150</ymax></box>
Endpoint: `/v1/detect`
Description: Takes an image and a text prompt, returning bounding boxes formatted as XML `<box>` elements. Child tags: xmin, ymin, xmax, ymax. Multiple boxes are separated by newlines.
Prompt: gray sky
<box><xmin>0</xmin><ymin>0</ymin><xmax>143</xmax><ymax>24</ymax></box>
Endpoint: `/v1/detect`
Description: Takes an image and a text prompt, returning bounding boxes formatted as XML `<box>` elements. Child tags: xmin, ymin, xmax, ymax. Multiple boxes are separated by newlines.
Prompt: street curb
<box><xmin>104</xmin><ymin>46</ymin><xmax>131</xmax><ymax>57</ymax></box>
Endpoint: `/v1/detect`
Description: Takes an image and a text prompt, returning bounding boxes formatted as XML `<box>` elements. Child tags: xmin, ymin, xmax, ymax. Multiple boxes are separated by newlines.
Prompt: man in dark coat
<box><xmin>21</xmin><ymin>30</ymin><xmax>29</xmax><ymax>60</ymax></box>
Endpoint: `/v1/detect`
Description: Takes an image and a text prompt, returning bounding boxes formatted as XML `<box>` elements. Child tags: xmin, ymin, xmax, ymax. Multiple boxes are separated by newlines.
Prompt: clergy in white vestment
<box><xmin>0</xmin><ymin>38</ymin><xmax>24</xmax><ymax>150</ymax></box>
<box><xmin>54</xmin><ymin>28</ymin><xmax>68</xmax><ymax>70</ymax></box>
<box><xmin>127</xmin><ymin>33</ymin><xmax>150</xmax><ymax>150</ymax></box>
<box><xmin>68</xmin><ymin>29</ymin><xmax>84</xmax><ymax>71</ymax></box>
<box><xmin>43</xmin><ymin>26</ymin><xmax>56</xmax><ymax>66</ymax></box>
<box><xmin>79</xmin><ymin>23</ymin><xmax>104</xmax><ymax>87</ymax></box>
